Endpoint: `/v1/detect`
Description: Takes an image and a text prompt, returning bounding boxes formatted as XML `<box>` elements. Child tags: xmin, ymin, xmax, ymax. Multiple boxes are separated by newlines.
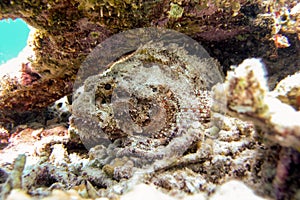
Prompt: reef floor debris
<box><xmin>0</xmin><ymin>24</ymin><xmax>299</xmax><ymax>199</ymax></box>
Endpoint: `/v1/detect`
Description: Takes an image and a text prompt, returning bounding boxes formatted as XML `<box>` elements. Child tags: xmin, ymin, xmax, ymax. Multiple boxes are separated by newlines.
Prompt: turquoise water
<box><xmin>0</xmin><ymin>18</ymin><xmax>30</xmax><ymax>64</ymax></box>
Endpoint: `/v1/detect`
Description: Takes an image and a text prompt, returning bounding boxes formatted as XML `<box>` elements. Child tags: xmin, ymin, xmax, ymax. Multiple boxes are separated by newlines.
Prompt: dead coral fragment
<box><xmin>272</xmin><ymin>72</ymin><xmax>300</xmax><ymax>111</ymax></box>
<box><xmin>226</xmin><ymin>58</ymin><xmax>268</xmax><ymax>116</ymax></box>
<box><xmin>213</xmin><ymin>58</ymin><xmax>300</xmax><ymax>150</ymax></box>
<box><xmin>0</xmin><ymin>154</ymin><xmax>26</xmax><ymax>199</ymax></box>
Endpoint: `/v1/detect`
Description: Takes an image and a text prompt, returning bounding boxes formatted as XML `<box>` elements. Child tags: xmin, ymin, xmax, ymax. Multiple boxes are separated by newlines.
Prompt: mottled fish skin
<box><xmin>71</xmin><ymin>28</ymin><xmax>224</xmax><ymax>164</ymax></box>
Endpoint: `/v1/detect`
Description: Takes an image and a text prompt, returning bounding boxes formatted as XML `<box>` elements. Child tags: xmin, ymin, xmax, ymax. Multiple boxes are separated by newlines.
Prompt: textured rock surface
<box><xmin>213</xmin><ymin>58</ymin><xmax>300</xmax><ymax>200</ymax></box>
<box><xmin>0</xmin><ymin>1</ymin><xmax>300</xmax><ymax>200</ymax></box>
<box><xmin>0</xmin><ymin>99</ymin><xmax>266</xmax><ymax>199</ymax></box>
<box><xmin>0</xmin><ymin>57</ymin><xmax>300</xmax><ymax>199</ymax></box>
<box><xmin>0</xmin><ymin>0</ymin><xmax>299</xmax><ymax>122</ymax></box>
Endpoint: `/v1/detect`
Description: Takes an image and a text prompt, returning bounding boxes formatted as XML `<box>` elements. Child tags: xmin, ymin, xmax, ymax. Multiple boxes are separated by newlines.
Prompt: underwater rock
<box><xmin>0</xmin><ymin>154</ymin><xmax>26</xmax><ymax>199</ymax></box>
<box><xmin>1</xmin><ymin>0</ymin><xmax>299</xmax><ymax>122</ymax></box>
<box><xmin>272</xmin><ymin>72</ymin><xmax>300</xmax><ymax>111</ymax></box>
<box><xmin>213</xmin><ymin>58</ymin><xmax>300</xmax><ymax>150</ymax></box>
<box><xmin>0</xmin><ymin>1</ymin><xmax>299</xmax><ymax>199</ymax></box>
<box><xmin>0</xmin><ymin>126</ymin><xmax>90</xmax><ymax>199</ymax></box>
<box><xmin>120</xmin><ymin>183</ymin><xmax>180</xmax><ymax>200</ymax></box>
<box><xmin>212</xmin><ymin>58</ymin><xmax>300</xmax><ymax>199</ymax></box>
<box><xmin>0</xmin><ymin>56</ymin><xmax>291</xmax><ymax>199</ymax></box>
<box><xmin>210</xmin><ymin>180</ymin><xmax>265</xmax><ymax>200</ymax></box>
<box><xmin>6</xmin><ymin>189</ymin><xmax>32</xmax><ymax>200</ymax></box>
<box><xmin>75</xmin><ymin>110</ymin><xmax>260</xmax><ymax>198</ymax></box>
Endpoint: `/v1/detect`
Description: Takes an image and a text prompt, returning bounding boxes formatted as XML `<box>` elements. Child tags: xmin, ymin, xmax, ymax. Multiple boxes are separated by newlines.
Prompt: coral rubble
<box><xmin>0</xmin><ymin>1</ymin><xmax>299</xmax><ymax>199</ymax></box>
<box><xmin>0</xmin><ymin>53</ymin><xmax>299</xmax><ymax>199</ymax></box>
<box><xmin>0</xmin><ymin>0</ymin><xmax>299</xmax><ymax>122</ymax></box>
<box><xmin>213</xmin><ymin>58</ymin><xmax>300</xmax><ymax>150</ymax></box>
<box><xmin>213</xmin><ymin>58</ymin><xmax>300</xmax><ymax>199</ymax></box>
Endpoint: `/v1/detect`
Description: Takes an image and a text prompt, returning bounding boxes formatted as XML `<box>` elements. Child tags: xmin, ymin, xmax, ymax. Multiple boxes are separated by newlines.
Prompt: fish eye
<box><xmin>104</xmin><ymin>83</ymin><xmax>112</xmax><ymax>90</ymax></box>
